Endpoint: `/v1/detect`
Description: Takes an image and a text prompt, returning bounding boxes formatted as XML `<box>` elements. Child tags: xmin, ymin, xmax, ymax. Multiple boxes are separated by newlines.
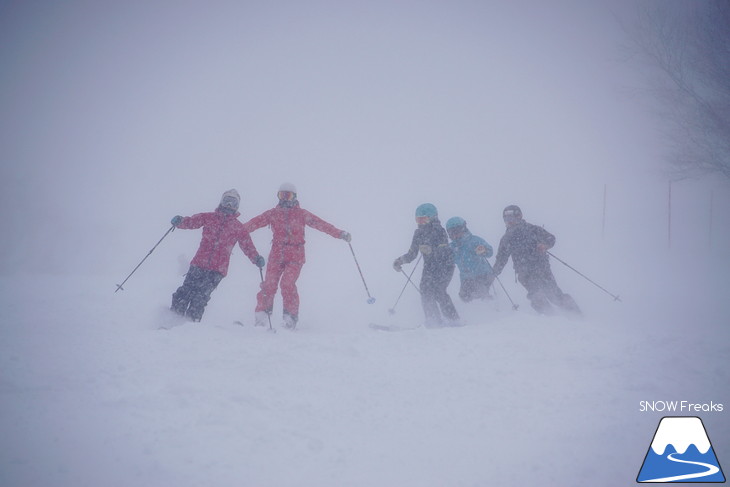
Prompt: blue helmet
<box><xmin>415</xmin><ymin>203</ymin><xmax>438</xmax><ymax>218</ymax></box>
<box><xmin>445</xmin><ymin>216</ymin><xmax>466</xmax><ymax>230</ymax></box>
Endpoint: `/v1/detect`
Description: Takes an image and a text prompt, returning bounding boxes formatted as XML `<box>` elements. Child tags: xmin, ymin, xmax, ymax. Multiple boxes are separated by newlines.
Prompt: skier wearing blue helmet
<box><xmin>445</xmin><ymin>216</ymin><xmax>495</xmax><ymax>302</ymax></box>
<box><xmin>393</xmin><ymin>203</ymin><xmax>460</xmax><ymax>327</ymax></box>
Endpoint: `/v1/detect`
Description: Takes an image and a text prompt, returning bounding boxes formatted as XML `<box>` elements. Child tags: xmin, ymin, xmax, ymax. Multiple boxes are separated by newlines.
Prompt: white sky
<box><xmin>1</xmin><ymin>0</ymin><xmax>727</xmax><ymax>276</ymax></box>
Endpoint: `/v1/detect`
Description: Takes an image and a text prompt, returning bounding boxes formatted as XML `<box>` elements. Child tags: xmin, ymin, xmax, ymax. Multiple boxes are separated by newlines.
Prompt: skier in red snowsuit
<box><xmin>243</xmin><ymin>183</ymin><xmax>351</xmax><ymax>329</ymax></box>
<box><xmin>170</xmin><ymin>189</ymin><xmax>265</xmax><ymax>322</ymax></box>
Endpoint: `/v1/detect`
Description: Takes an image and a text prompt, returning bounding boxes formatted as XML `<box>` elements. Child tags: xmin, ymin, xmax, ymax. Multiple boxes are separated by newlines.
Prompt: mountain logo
<box><xmin>637</xmin><ymin>416</ymin><xmax>725</xmax><ymax>483</ymax></box>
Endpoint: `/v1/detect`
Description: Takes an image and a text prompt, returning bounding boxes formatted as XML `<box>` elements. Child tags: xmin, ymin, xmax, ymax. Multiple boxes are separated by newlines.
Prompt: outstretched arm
<box><xmin>304</xmin><ymin>210</ymin><xmax>345</xmax><ymax>239</ymax></box>
<box><xmin>242</xmin><ymin>210</ymin><xmax>272</xmax><ymax>233</ymax></box>
<box><xmin>401</xmin><ymin>231</ymin><xmax>420</xmax><ymax>264</ymax></box>
<box><xmin>174</xmin><ymin>212</ymin><xmax>211</xmax><ymax>230</ymax></box>
<box><xmin>393</xmin><ymin>231</ymin><xmax>419</xmax><ymax>272</ymax></box>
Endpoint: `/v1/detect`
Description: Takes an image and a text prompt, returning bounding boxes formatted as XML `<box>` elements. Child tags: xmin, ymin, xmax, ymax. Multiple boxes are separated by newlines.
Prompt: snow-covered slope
<box><xmin>1</xmin><ymin>248</ymin><xmax>727</xmax><ymax>486</ymax></box>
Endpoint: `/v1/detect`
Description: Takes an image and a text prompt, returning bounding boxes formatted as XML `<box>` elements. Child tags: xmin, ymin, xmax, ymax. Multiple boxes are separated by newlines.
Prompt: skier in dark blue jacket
<box><xmin>492</xmin><ymin>205</ymin><xmax>580</xmax><ymax>315</ymax></box>
<box><xmin>445</xmin><ymin>216</ymin><xmax>495</xmax><ymax>302</ymax></box>
<box><xmin>393</xmin><ymin>203</ymin><xmax>460</xmax><ymax>327</ymax></box>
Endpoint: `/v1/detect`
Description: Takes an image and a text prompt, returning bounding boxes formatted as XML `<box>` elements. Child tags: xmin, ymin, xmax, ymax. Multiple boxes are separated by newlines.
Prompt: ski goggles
<box><xmin>415</xmin><ymin>215</ymin><xmax>431</xmax><ymax>225</ymax></box>
<box><xmin>277</xmin><ymin>191</ymin><xmax>296</xmax><ymax>201</ymax></box>
<box><xmin>221</xmin><ymin>196</ymin><xmax>239</xmax><ymax>210</ymax></box>
<box><xmin>447</xmin><ymin>225</ymin><xmax>465</xmax><ymax>238</ymax></box>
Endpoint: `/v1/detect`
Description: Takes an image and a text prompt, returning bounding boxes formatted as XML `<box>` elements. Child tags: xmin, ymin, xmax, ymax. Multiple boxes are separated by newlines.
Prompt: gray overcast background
<box><xmin>0</xmin><ymin>1</ymin><xmax>707</xmax><ymax>279</ymax></box>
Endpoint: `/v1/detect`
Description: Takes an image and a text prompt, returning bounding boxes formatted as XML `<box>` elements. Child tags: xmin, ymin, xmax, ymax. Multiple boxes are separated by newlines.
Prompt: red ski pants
<box><xmin>256</xmin><ymin>258</ymin><xmax>304</xmax><ymax>317</ymax></box>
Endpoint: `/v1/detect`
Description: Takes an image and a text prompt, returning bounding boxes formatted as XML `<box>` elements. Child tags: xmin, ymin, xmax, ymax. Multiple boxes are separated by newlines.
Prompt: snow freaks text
<box><xmin>639</xmin><ymin>401</ymin><xmax>724</xmax><ymax>413</ymax></box>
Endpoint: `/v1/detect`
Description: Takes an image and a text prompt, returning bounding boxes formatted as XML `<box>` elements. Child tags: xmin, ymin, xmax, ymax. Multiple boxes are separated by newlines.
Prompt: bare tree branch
<box><xmin>622</xmin><ymin>0</ymin><xmax>730</xmax><ymax>179</ymax></box>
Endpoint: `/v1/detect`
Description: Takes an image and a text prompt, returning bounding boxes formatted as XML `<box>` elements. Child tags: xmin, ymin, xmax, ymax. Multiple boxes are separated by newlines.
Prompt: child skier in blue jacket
<box><xmin>445</xmin><ymin>217</ymin><xmax>495</xmax><ymax>302</ymax></box>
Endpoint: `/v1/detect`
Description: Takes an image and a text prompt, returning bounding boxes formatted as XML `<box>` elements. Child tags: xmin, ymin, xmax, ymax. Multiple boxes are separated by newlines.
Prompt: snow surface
<box><xmin>1</xmin><ymin>243</ymin><xmax>728</xmax><ymax>486</ymax></box>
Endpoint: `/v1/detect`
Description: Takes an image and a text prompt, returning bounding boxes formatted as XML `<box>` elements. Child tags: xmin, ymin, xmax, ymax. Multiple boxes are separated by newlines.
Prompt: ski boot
<box><xmin>282</xmin><ymin>311</ymin><xmax>298</xmax><ymax>330</ymax></box>
<box><xmin>254</xmin><ymin>310</ymin><xmax>271</xmax><ymax>327</ymax></box>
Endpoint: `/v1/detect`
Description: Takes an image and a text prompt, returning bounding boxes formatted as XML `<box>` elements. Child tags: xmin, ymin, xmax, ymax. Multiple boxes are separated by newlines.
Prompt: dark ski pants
<box><xmin>171</xmin><ymin>265</ymin><xmax>224</xmax><ymax>322</ymax></box>
<box><xmin>459</xmin><ymin>273</ymin><xmax>495</xmax><ymax>302</ymax></box>
<box><xmin>420</xmin><ymin>264</ymin><xmax>459</xmax><ymax>327</ymax></box>
<box><xmin>518</xmin><ymin>269</ymin><xmax>580</xmax><ymax>315</ymax></box>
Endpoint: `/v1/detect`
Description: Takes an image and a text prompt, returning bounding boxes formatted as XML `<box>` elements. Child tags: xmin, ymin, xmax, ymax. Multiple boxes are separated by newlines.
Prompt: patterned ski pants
<box><xmin>171</xmin><ymin>265</ymin><xmax>224</xmax><ymax>322</ymax></box>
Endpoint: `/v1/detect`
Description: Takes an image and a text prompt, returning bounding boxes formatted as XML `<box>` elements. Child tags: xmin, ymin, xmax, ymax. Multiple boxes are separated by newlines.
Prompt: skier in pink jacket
<box><xmin>243</xmin><ymin>183</ymin><xmax>351</xmax><ymax>329</ymax></box>
<box><xmin>170</xmin><ymin>189</ymin><xmax>265</xmax><ymax>322</ymax></box>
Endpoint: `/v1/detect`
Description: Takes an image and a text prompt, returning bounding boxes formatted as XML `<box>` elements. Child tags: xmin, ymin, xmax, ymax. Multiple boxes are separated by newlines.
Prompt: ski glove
<box><xmin>255</xmin><ymin>255</ymin><xmax>265</xmax><ymax>268</ymax></box>
<box><xmin>393</xmin><ymin>257</ymin><xmax>404</xmax><ymax>272</ymax></box>
<box><xmin>171</xmin><ymin>215</ymin><xmax>183</xmax><ymax>227</ymax></box>
<box><xmin>340</xmin><ymin>231</ymin><xmax>351</xmax><ymax>242</ymax></box>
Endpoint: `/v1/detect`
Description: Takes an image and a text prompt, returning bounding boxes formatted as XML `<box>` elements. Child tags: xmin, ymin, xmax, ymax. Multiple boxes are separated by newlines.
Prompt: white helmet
<box><xmin>279</xmin><ymin>182</ymin><xmax>297</xmax><ymax>193</ymax></box>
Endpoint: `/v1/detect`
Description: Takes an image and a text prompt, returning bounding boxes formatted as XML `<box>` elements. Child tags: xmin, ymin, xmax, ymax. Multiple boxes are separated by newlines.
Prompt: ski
<box><xmin>235</xmin><ymin>320</ymin><xmax>277</xmax><ymax>333</ymax></box>
<box><xmin>369</xmin><ymin>323</ymin><xmax>422</xmax><ymax>332</ymax></box>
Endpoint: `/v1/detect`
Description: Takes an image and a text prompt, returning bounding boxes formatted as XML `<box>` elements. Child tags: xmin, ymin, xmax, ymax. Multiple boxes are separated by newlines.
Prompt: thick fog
<box><xmin>5</xmin><ymin>0</ymin><xmax>723</xmax><ymax>277</ymax></box>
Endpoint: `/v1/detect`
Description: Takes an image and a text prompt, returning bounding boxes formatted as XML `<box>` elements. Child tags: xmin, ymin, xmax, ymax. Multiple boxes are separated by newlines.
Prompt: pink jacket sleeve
<box><xmin>242</xmin><ymin>210</ymin><xmax>272</xmax><ymax>233</ymax></box>
<box><xmin>177</xmin><ymin>212</ymin><xmax>211</xmax><ymax>230</ymax></box>
<box><xmin>303</xmin><ymin>210</ymin><xmax>343</xmax><ymax>238</ymax></box>
<box><xmin>238</xmin><ymin>228</ymin><xmax>260</xmax><ymax>263</ymax></box>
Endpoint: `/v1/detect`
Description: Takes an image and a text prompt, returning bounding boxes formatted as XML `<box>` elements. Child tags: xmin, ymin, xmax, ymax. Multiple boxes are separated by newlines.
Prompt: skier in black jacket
<box><xmin>393</xmin><ymin>203</ymin><xmax>460</xmax><ymax>327</ymax></box>
<box><xmin>492</xmin><ymin>205</ymin><xmax>580</xmax><ymax>315</ymax></box>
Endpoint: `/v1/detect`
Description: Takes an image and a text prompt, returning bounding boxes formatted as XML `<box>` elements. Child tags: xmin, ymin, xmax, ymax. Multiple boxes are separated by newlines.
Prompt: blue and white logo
<box><xmin>637</xmin><ymin>416</ymin><xmax>725</xmax><ymax>483</ymax></box>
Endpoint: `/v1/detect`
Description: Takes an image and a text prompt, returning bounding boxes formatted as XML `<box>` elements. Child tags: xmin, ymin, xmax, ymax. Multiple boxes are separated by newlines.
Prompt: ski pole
<box><xmin>547</xmin><ymin>251</ymin><xmax>621</xmax><ymax>301</ymax></box>
<box><xmin>115</xmin><ymin>225</ymin><xmax>175</xmax><ymax>292</ymax></box>
<box><xmin>483</xmin><ymin>258</ymin><xmax>519</xmax><ymax>310</ymax></box>
<box><xmin>389</xmin><ymin>255</ymin><xmax>421</xmax><ymax>314</ymax></box>
<box><xmin>348</xmin><ymin>242</ymin><xmax>376</xmax><ymax>304</ymax></box>
<box><xmin>259</xmin><ymin>267</ymin><xmax>275</xmax><ymax>333</ymax></box>
<box><xmin>493</xmin><ymin>274</ymin><xmax>519</xmax><ymax>311</ymax></box>
<box><xmin>400</xmin><ymin>269</ymin><xmax>421</xmax><ymax>294</ymax></box>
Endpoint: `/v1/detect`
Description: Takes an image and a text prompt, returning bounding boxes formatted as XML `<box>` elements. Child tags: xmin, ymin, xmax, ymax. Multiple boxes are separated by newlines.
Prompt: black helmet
<box><xmin>503</xmin><ymin>205</ymin><xmax>523</xmax><ymax>224</ymax></box>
